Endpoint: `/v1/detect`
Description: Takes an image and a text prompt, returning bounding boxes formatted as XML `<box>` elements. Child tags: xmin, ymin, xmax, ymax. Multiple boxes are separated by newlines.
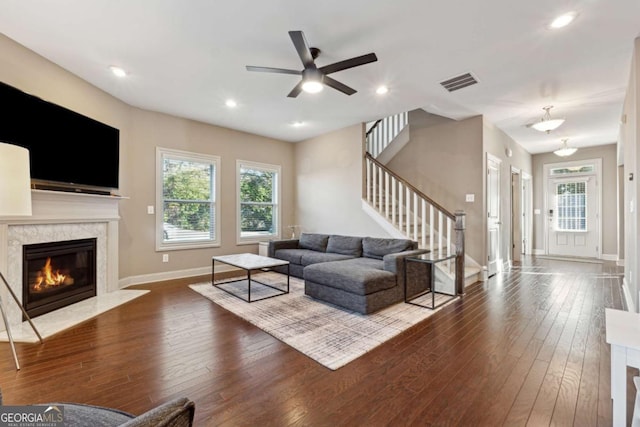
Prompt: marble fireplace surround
<box><xmin>0</xmin><ymin>190</ymin><xmax>147</xmax><ymax>342</ymax></box>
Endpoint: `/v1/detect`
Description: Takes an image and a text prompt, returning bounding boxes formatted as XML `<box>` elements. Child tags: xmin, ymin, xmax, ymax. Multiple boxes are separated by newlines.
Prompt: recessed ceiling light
<box><xmin>291</xmin><ymin>121</ymin><xmax>305</xmax><ymax>127</ymax></box>
<box><xmin>550</xmin><ymin>12</ymin><xmax>577</xmax><ymax>29</ymax></box>
<box><xmin>376</xmin><ymin>86</ymin><xmax>389</xmax><ymax>95</ymax></box>
<box><xmin>109</xmin><ymin>66</ymin><xmax>127</xmax><ymax>78</ymax></box>
<box><xmin>225</xmin><ymin>99</ymin><xmax>237</xmax><ymax>108</ymax></box>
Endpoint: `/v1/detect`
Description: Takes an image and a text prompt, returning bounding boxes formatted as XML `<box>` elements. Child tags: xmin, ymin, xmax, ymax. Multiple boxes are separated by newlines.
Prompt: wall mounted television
<box><xmin>0</xmin><ymin>81</ymin><xmax>120</xmax><ymax>194</ymax></box>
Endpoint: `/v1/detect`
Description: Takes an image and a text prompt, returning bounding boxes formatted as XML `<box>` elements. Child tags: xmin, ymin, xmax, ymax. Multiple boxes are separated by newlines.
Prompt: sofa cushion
<box><xmin>326</xmin><ymin>235</ymin><xmax>363</xmax><ymax>256</ymax></box>
<box><xmin>298</xmin><ymin>233</ymin><xmax>330</xmax><ymax>252</ymax></box>
<box><xmin>300</xmin><ymin>251</ymin><xmax>354</xmax><ymax>266</ymax></box>
<box><xmin>304</xmin><ymin>259</ymin><xmax>396</xmax><ymax>295</ymax></box>
<box><xmin>274</xmin><ymin>248</ymin><xmax>312</xmax><ymax>264</ymax></box>
<box><xmin>362</xmin><ymin>237</ymin><xmax>414</xmax><ymax>260</ymax></box>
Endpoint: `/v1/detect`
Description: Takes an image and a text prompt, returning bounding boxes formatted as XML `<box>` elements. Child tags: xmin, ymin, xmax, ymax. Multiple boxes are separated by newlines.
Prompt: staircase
<box><xmin>363</xmin><ymin>114</ymin><xmax>482</xmax><ymax>294</ymax></box>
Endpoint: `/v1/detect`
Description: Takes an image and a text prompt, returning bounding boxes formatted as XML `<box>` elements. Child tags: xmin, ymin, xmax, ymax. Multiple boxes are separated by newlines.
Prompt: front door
<box><xmin>545</xmin><ymin>161</ymin><xmax>600</xmax><ymax>258</ymax></box>
<box><xmin>487</xmin><ymin>155</ymin><xmax>501</xmax><ymax>277</ymax></box>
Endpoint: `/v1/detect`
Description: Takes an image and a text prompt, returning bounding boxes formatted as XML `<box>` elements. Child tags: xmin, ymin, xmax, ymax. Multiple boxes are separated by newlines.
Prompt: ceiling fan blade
<box><xmin>288</xmin><ymin>30</ymin><xmax>315</xmax><ymax>69</ymax></box>
<box><xmin>287</xmin><ymin>81</ymin><xmax>304</xmax><ymax>98</ymax></box>
<box><xmin>323</xmin><ymin>76</ymin><xmax>356</xmax><ymax>96</ymax></box>
<box><xmin>319</xmin><ymin>53</ymin><xmax>378</xmax><ymax>75</ymax></box>
<box><xmin>246</xmin><ymin>66</ymin><xmax>301</xmax><ymax>75</ymax></box>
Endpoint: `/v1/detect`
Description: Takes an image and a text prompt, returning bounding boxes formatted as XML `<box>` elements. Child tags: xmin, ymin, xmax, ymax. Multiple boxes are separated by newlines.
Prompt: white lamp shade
<box><xmin>0</xmin><ymin>142</ymin><xmax>32</xmax><ymax>216</ymax></box>
<box><xmin>531</xmin><ymin>118</ymin><xmax>565</xmax><ymax>133</ymax></box>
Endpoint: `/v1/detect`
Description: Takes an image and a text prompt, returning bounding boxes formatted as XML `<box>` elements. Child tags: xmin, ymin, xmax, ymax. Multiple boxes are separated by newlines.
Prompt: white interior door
<box><xmin>511</xmin><ymin>170</ymin><xmax>521</xmax><ymax>263</ymax></box>
<box><xmin>521</xmin><ymin>173</ymin><xmax>533</xmax><ymax>255</ymax></box>
<box><xmin>487</xmin><ymin>156</ymin><xmax>501</xmax><ymax>277</ymax></box>
<box><xmin>547</xmin><ymin>176</ymin><xmax>598</xmax><ymax>257</ymax></box>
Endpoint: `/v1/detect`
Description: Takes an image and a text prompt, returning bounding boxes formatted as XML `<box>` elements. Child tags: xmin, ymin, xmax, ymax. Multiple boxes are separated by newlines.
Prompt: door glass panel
<box><xmin>555</xmin><ymin>181</ymin><xmax>587</xmax><ymax>231</ymax></box>
<box><xmin>550</xmin><ymin>165</ymin><xmax>594</xmax><ymax>175</ymax></box>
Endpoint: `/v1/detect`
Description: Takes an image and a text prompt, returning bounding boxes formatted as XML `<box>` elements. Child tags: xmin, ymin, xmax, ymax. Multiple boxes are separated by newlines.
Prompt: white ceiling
<box><xmin>1</xmin><ymin>1</ymin><xmax>639</xmax><ymax>154</ymax></box>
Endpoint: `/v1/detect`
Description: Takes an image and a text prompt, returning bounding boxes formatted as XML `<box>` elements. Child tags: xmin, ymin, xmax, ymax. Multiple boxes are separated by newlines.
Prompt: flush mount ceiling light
<box><xmin>225</xmin><ymin>99</ymin><xmax>237</xmax><ymax>108</ymax></box>
<box><xmin>531</xmin><ymin>106</ymin><xmax>565</xmax><ymax>133</ymax></box>
<box><xmin>554</xmin><ymin>138</ymin><xmax>578</xmax><ymax>157</ymax></box>
<box><xmin>550</xmin><ymin>12</ymin><xmax>577</xmax><ymax>29</ymax></box>
<box><xmin>376</xmin><ymin>85</ymin><xmax>389</xmax><ymax>95</ymax></box>
<box><xmin>290</xmin><ymin>121</ymin><xmax>305</xmax><ymax>127</ymax></box>
<box><xmin>109</xmin><ymin>66</ymin><xmax>127</xmax><ymax>78</ymax></box>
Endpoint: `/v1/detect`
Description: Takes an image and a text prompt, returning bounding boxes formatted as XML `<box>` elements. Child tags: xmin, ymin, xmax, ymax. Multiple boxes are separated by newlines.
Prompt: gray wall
<box><xmin>294</xmin><ymin>124</ymin><xmax>392</xmax><ymax>237</ymax></box>
<box><xmin>483</xmin><ymin>119</ymin><xmax>533</xmax><ymax>267</ymax></box>
<box><xmin>531</xmin><ymin>144</ymin><xmax>618</xmax><ymax>257</ymax></box>
<box><xmin>386</xmin><ymin>113</ymin><xmax>484</xmax><ymax>263</ymax></box>
<box><xmin>385</xmin><ymin>111</ymin><xmax>532</xmax><ymax>270</ymax></box>
<box><xmin>0</xmin><ymin>33</ymin><xmax>296</xmax><ymax>284</ymax></box>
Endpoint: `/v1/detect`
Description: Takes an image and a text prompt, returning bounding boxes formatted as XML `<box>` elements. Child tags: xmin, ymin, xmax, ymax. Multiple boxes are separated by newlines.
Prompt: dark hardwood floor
<box><xmin>0</xmin><ymin>256</ymin><xmax>632</xmax><ymax>426</ymax></box>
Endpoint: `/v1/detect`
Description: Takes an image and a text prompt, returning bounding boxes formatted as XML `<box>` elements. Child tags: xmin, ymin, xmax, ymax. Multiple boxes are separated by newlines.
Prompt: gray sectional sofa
<box><xmin>268</xmin><ymin>233</ymin><xmax>428</xmax><ymax>314</ymax></box>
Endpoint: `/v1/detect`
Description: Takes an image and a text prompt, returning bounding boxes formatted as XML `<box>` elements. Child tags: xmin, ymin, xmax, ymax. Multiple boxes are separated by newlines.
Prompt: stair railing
<box><xmin>364</xmin><ymin>152</ymin><xmax>465</xmax><ymax>295</ymax></box>
<box><xmin>366</xmin><ymin>112</ymin><xmax>409</xmax><ymax>158</ymax></box>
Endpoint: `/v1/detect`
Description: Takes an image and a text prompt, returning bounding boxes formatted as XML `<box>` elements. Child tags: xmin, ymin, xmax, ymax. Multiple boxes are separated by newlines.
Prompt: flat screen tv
<box><xmin>0</xmin><ymin>81</ymin><xmax>120</xmax><ymax>194</ymax></box>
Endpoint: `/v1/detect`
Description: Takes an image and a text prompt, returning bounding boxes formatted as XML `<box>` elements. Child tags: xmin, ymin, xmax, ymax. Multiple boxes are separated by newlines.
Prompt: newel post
<box><xmin>454</xmin><ymin>210</ymin><xmax>466</xmax><ymax>296</ymax></box>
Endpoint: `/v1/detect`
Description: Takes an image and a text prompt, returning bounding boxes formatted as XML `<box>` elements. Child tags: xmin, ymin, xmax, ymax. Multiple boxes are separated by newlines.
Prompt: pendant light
<box><xmin>531</xmin><ymin>106</ymin><xmax>565</xmax><ymax>133</ymax></box>
<box><xmin>553</xmin><ymin>138</ymin><xmax>577</xmax><ymax>157</ymax></box>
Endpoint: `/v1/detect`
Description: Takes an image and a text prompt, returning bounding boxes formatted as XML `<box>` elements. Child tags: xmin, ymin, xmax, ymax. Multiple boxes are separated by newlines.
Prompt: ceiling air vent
<box><xmin>440</xmin><ymin>72</ymin><xmax>478</xmax><ymax>92</ymax></box>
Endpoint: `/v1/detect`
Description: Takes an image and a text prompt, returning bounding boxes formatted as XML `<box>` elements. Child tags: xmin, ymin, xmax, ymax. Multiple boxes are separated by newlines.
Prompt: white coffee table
<box><xmin>211</xmin><ymin>253</ymin><xmax>290</xmax><ymax>302</ymax></box>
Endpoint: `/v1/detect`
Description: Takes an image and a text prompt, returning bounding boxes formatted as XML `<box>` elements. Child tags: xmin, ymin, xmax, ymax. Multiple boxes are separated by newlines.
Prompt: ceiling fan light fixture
<box><xmin>301</xmin><ymin>68</ymin><xmax>324</xmax><ymax>94</ymax></box>
<box><xmin>302</xmin><ymin>80</ymin><xmax>323</xmax><ymax>94</ymax></box>
<box><xmin>531</xmin><ymin>106</ymin><xmax>565</xmax><ymax>133</ymax></box>
<box><xmin>554</xmin><ymin>138</ymin><xmax>578</xmax><ymax>157</ymax></box>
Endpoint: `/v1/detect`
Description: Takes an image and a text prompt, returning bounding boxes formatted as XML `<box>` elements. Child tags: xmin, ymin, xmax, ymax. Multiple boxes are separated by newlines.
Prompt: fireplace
<box><xmin>22</xmin><ymin>238</ymin><xmax>97</xmax><ymax>319</ymax></box>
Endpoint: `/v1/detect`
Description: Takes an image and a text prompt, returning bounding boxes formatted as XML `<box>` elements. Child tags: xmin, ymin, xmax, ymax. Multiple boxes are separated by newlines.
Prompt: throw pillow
<box><xmin>326</xmin><ymin>235</ymin><xmax>363</xmax><ymax>256</ymax></box>
<box><xmin>298</xmin><ymin>233</ymin><xmax>329</xmax><ymax>252</ymax></box>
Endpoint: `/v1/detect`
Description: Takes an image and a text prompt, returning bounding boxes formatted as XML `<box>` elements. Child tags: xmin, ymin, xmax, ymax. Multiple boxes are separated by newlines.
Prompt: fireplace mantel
<box><xmin>0</xmin><ymin>189</ymin><xmax>126</xmax><ymax>330</ymax></box>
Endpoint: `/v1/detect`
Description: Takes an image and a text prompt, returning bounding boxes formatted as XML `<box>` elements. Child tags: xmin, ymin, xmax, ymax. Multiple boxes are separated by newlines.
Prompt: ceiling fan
<box><xmin>246</xmin><ymin>30</ymin><xmax>378</xmax><ymax>98</ymax></box>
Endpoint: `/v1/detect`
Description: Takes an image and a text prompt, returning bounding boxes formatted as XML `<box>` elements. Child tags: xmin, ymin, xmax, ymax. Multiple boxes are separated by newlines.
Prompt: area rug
<box><xmin>189</xmin><ymin>272</ymin><xmax>456</xmax><ymax>370</ymax></box>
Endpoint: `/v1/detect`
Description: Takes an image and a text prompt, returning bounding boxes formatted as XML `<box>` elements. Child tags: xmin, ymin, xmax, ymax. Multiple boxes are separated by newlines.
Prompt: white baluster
<box><xmin>438</xmin><ymin>211</ymin><xmax>443</xmax><ymax>252</ymax></box>
<box><xmin>384</xmin><ymin>172</ymin><xmax>389</xmax><ymax>220</ymax></box>
<box><xmin>413</xmin><ymin>193</ymin><xmax>418</xmax><ymax>241</ymax></box>
<box><xmin>366</xmin><ymin>159</ymin><xmax>371</xmax><ymax>203</ymax></box>
<box><xmin>398</xmin><ymin>183</ymin><xmax>403</xmax><ymax>231</ymax></box>
<box><xmin>405</xmin><ymin>187</ymin><xmax>411</xmax><ymax>236</ymax></box>
<box><xmin>421</xmin><ymin>199</ymin><xmax>426</xmax><ymax>249</ymax></box>
<box><xmin>429</xmin><ymin>205</ymin><xmax>434</xmax><ymax>252</ymax></box>
<box><xmin>378</xmin><ymin>165</ymin><xmax>383</xmax><ymax>213</ymax></box>
<box><xmin>391</xmin><ymin>177</ymin><xmax>396</xmax><ymax>226</ymax></box>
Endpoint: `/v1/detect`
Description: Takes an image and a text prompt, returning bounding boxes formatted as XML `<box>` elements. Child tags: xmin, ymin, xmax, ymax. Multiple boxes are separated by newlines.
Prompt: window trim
<box><xmin>156</xmin><ymin>147</ymin><xmax>221</xmax><ymax>251</ymax></box>
<box><xmin>236</xmin><ymin>159</ymin><xmax>281</xmax><ymax>244</ymax></box>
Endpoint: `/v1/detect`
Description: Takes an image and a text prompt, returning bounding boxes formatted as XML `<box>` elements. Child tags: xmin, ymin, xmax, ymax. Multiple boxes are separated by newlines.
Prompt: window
<box><xmin>237</xmin><ymin>160</ymin><xmax>280</xmax><ymax>243</ymax></box>
<box><xmin>555</xmin><ymin>181</ymin><xmax>587</xmax><ymax>231</ymax></box>
<box><xmin>550</xmin><ymin>164</ymin><xmax>595</xmax><ymax>175</ymax></box>
<box><xmin>156</xmin><ymin>148</ymin><xmax>220</xmax><ymax>250</ymax></box>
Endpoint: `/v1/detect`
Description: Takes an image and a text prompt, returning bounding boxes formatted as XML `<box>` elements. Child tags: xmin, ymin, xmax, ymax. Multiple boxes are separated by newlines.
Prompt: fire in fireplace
<box><xmin>23</xmin><ymin>238</ymin><xmax>97</xmax><ymax>319</ymax></box>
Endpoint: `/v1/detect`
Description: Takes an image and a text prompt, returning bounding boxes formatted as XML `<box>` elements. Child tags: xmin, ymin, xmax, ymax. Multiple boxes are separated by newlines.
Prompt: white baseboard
<box><xmin>622</xmin><ymin>277</ymin><xmax>634</xmax><ymax>312</ymax></box>
<box><xmin>617</xmin><ymin>258</ymin><xmax>625</xmax><ymax>267</ymax></box>
<box><xmin>118</xmin><ymin>263</ymin><xmax>238</xmax><ymax>288</ymax></box>
<box><xmin>602</xmin><ymin>253</ymin><xmax>618</xmax><ymax>261</ymax></box>
<box><xmin>533</xmin><ymin>249</ymin><xmax>545</xmax><ymax>255</ymax></box>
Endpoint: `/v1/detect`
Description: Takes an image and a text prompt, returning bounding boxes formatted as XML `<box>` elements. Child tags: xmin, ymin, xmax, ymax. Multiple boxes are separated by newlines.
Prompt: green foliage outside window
<box><xmin>240</xmin><ymin>167</ymin><xmax>275</xmax><ymax>234</ymax></box>
<box><xmin>163</xmin><ymin>158</ymin><xmax>215</xmax><ymax>239</ymax></box>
